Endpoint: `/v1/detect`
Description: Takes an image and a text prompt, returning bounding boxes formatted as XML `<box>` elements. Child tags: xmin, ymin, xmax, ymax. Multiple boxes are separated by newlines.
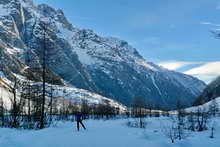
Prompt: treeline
<box><xmin>126</xmin><ymin>96</ymin><xmax>168</xmax><ymax>128</ymax></box>
<box><xmin>0</xmin><ymin>76</ymin><xmax>122</xmax><ymax>130</ymax></box>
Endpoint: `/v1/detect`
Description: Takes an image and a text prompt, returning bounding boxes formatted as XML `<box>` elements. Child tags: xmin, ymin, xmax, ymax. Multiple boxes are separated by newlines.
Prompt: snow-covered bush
<box><xmin>126</xmin><ymin>118</ymin><xmax>147</xmax><ymax>128</ymax></box>
<box><xmin>161</xmin><ymin>116</ymin><xmax>189</xmax><ymax>143</ymax></box>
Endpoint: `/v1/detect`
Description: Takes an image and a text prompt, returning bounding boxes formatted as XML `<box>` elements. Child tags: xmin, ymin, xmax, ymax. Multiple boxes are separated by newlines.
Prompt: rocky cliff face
<box><xmin>0</xmin><ymin>0</ymin><xmax>206</xmax><ymax>109</ymax></box>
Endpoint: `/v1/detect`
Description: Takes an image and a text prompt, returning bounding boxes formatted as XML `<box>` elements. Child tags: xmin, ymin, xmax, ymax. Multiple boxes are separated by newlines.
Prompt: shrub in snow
<box><xmin>208</xmin><ymin>99</ymin><xmax>219</xmax><ymax>117</ymax></box>
<box><xmin>195</xmin><ymin>107</ymin><xmax>209</xmax><ymax>131</ymax></box>
<box><xmin>126</xmin><ymin>118</ymin><xmax>147</xmax><ymax>128</ymax></box>
<box><xmin>161</xmin><ymin>115</ymin><xmax>189</xmax><ymax>143</ymax></box>
<box><xmin>161</xmin><ymin>120</ymin><xmax>177</xmax><ymax>143</ymax></box>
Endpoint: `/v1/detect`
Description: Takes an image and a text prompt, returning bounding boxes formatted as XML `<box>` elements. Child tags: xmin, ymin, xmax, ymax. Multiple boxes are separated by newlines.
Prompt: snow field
<box><xmin>1</xmin><ymin>117</ymin><xmax>220</xmax><ymax>147</ymax></box>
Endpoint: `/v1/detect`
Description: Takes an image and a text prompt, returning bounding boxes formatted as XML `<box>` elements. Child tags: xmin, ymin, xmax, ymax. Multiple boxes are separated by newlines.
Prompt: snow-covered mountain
<box><xmin>0</xmin><ymin>0</ymin><xmax>206</xmax><ymax>109</ymax></box>
<box><xmin>193</xmin><ymin>76</ymin><xmax>220</xmax><ymax>106</ymax></box>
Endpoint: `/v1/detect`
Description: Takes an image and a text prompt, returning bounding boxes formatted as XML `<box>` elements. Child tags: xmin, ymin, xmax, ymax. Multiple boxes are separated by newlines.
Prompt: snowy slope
<box><xmin>0</xmin><ymin>86</ymin><xmax>12</xmax><ymax>109</ymax></box>
<box><xmin>0</xmin><ymin>0</ymin><xmax>206</xmax><ymax>109</ymax></box>
<box><xmin>51</xmin><ymin>85</ymin><xmax>126</xmax><ymax>111</ymax></box>
<box><xmin>186</xmin><ymin>96</ymin><xmax>220</xmax><ymax>112</ymax></box>
<box><xmin>0</xmin><ymin>76</ymin><xmax>126</xmax><ymax>111</ymax></box>
<box><xmin>0</xmin><ymin>72</ymin><xmax>13</xmax><ymax>109</ymax></box>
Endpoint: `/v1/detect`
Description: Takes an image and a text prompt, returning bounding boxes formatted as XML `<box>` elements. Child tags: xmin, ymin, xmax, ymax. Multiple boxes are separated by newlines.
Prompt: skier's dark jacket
<box><xmin>76</xmin><ymin>114</ymin><xmax>82</xmax><ymax>121</ymax></box>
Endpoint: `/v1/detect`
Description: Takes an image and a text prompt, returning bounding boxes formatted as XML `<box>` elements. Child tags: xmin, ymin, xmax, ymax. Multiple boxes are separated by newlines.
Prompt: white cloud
<box><xmin>200</xmin><ymin>22</ymin><xmax>220</xmax><ymax>27</ymax></box>
<box><xmin>158</xmin><ymin>61</ymin><xmax>200</xmax><ymax>70</ymax></box>
<box><xmin>158</xmin><ymin>61</ymin><xmax>220</xmax><ymax>84</ymax></box>
<box><xmin>184</xmin><ymin>61</ymin><xmax>220</xmax><ymax>84</ymax></box>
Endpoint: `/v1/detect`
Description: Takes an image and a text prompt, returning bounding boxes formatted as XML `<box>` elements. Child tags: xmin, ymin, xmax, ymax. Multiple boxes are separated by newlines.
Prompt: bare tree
<box><xmin>161</xmin><ymin>120</ymin><xmax>177</xmax><ymax>143</ymax></box>
<box><xmin>47</xmin><ymin>84</ymin><xmax>55</xmax><ymax>123</ymax></box>
<box><xmin>208</xmin><ymin>98</ymin><xmax>219</xmax><ymax>117</ymax></box>
<box><xmin>9</xmin><ymin>77</ymin><xmax>26</xmax><ymax>128</ymax></box>
<box><xmin>81</xmin><ymin>98</ymin><xmax>90</xmax><ymax>119</ymax></box>
<box><xmin>10</xmin><ymin>77</ymin><xmax>19</xmax><ymax>128</ymax></box>
<box><xmin>0</xmin><ymin>96</ymin><xmax>5</xmax><ymax>127</ymax></box>
<box><xmin>187</xmin><ymin>112</ymin><xmax>196</xmax><ymax>131</ymax></box>
<box><xmin>176</xmin><ymin>99</ymin><xmax>186</xmax><ymax>140</ymax></box>
<box><xmin>37</xmin><ymin>20</ymin><xmax>56</xmax><ymax>129</ymax></box>
<box><xmin>196</xmin><ymin>107</ymin><xmax>209</xmax><ymax>131</ymax></box>
<box><xmin>130</xmin><ymin>96</ymin><xmax>146</xmax><ymax>128</ymax></box>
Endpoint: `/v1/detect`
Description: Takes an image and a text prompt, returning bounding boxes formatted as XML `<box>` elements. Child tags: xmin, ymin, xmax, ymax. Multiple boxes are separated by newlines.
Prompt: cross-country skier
<box><xmin>75</xmin><ymin>112</ymin><xmax>86</xmax><ymax>131</ymax></box>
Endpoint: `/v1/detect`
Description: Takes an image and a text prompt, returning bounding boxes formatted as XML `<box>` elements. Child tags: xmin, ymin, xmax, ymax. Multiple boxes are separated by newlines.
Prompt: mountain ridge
<box><xmin>0</xmin><ymin>0</ymin><xmax>206</xmax><ymax>109</ymax></box>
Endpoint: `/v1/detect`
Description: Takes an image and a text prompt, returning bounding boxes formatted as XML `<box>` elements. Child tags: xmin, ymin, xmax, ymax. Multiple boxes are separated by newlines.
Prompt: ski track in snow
<box><xmin>1</xmin><ymin>118</ymin><xmax>220</xmax><ymax>147</ymax></box>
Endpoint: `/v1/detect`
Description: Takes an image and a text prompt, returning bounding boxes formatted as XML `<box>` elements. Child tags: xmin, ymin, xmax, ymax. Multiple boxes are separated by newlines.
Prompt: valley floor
<box><xmin>0</xmin><ymin>117</ymin><xmax>219</xmax><ymax>147</ymax></box>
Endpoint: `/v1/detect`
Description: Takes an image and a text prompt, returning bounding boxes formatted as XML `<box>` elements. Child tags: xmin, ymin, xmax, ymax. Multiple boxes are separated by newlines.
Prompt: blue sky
<box><xmin>34</xmin><ymin>0</ymin><xmax>220</xmax><ymax>83</ymax></box>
